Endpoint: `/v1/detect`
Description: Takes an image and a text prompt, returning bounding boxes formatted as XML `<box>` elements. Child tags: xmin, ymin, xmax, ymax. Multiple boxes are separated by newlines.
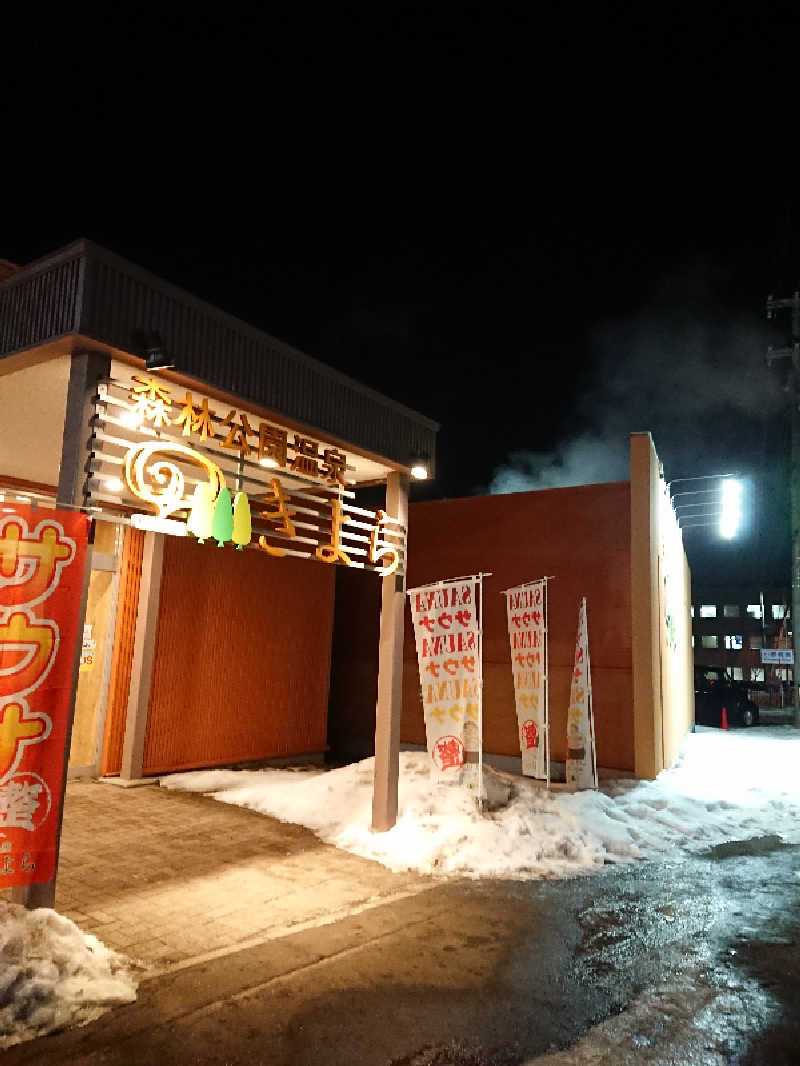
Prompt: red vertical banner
<box><xmin>0</xmin><ymin>505</ymin><xmax>89</xmax><ymax>886</ymax></box>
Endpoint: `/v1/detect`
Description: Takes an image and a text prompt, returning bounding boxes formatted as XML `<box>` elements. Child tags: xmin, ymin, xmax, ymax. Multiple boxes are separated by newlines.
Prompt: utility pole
<box><xmin>767</xmin><ymin>290</ymin><xmax>800</xmax><ymax>724</ymax></box>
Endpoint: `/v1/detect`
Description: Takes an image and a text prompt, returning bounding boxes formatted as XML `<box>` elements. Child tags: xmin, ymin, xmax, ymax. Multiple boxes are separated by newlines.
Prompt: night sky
<box><xmin>4</xmin><ymin>8</ymin><xmax>799</xmax><ymax>587</ymax></box>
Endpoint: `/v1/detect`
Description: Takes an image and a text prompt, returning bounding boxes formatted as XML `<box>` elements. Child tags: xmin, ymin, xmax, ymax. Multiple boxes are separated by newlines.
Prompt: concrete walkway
<box><xmin>3</xmin><ymin>779</ymin><xmax>430</xmax><ymax>973</ymax></box>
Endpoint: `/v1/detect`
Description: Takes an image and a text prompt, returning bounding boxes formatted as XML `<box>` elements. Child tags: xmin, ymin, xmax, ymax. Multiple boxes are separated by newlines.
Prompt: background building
<box><xmin>692</xmin><ymin>584</ymin><xmax>792</xmax><ymax>705</ymax></box>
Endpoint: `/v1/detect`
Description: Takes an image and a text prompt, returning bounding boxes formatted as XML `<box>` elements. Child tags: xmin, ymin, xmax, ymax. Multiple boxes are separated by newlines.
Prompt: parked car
<box><xmin>694</xmin><ymin>667</ymin><xmax>760</xmax><ymax>727</ymax></box>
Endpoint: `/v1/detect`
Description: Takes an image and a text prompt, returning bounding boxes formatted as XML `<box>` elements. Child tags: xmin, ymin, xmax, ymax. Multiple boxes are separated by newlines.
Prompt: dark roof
<box><xmin>0</xmin><ymin>239</ymin><xmax>438</xmax><ymax>471</ymax></box>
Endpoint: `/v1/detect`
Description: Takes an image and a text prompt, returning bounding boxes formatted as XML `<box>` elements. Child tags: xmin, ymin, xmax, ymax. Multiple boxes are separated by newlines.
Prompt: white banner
<box><xmin>504</xmin><ymin>580</ymin><xmax>548</xmax><ymax>780</ymax></box>
<box><xmin>566</xmin><ymin>597</ymin><xmax>597</xmax><ymax>789</ymax></box>
<box><xmin>761</xmin><ymin>648</ymin><xmax>794</xmax><ymax>665</ymax></box>
<box><xmin>408</xmin><ymin>577</ymin><xmax>481</xmax><ymax>787</ymax></box>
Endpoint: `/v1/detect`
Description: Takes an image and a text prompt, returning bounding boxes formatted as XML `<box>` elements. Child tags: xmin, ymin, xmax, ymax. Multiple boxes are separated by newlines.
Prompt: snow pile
<box><xmin>162</xmin><ymin>726</ymin><xmax>800</xmax><ymax>879</ymax></box>
<box><xmin>0</xmin><ymin>903</ymin><xmax>137</xmax><ymax>1049</ymax></box>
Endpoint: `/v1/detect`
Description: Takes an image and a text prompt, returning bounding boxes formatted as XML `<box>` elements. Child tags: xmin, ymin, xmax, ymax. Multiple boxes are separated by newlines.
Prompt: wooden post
<box><xmin>13</xmin><ymin>351</ymin><xmax>109</xmax><ymax>909</ymax></box>
<box><xmin>371</xmin><ymin>471</ymin><xmax>409</xmax><ymax>832</ymax></box>
<box><xmin>119</xmin><ymin>531</ymin><xmax>165</xmax><ymax>781</ymax></box>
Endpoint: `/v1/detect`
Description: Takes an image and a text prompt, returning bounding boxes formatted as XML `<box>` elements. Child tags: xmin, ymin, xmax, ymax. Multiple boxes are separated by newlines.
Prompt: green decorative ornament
<box><xmin>211</xmin><ymin>487</ymin><xmax>233</xmax><ymax>547</ymax></box>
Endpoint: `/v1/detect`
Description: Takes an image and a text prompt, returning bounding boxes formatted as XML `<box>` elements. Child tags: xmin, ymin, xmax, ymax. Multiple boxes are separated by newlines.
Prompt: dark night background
<box><xmin>4</xmin><ymin>6</ymin><xmax>799</xmax><ymax>587</ymax></box>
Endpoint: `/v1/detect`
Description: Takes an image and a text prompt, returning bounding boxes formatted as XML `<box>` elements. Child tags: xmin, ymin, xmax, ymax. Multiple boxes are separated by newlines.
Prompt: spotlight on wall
<box><xmin>719</xmin><ymin>478</ymin><xmax>743</xmax><ymax>539</ymax></box>
<box><xmin>410</xmin><ymin>454</ymin><xmax>430</xmax><ymax>480</ymax></box>
<box><xmin>259</xmin><ymin>457</ymin><xmax>280</xmax><ymax>469</ymax></box>
<box><xmin>104</xmin><ymin>477</ymin><xmax>124</xmax><ymax>493</ymax></box>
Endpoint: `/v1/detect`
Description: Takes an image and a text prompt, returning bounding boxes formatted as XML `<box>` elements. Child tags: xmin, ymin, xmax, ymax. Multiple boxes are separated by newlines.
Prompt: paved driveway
<box><xmin>3</xmin><ymin>780</ymin><xmax>429</xmax><ymax>973</ymax></box>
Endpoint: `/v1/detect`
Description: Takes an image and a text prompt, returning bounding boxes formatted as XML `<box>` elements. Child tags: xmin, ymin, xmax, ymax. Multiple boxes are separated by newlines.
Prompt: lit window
<box><xmin>731</xmin><ymin>667</ymin><xmax>743</xmax><ymax>680</ymax></box>
<box><xmin>776</xmin><ymin>667</ymin><xmax>788</xmax><ymax>682</ymax></box>
<box><xmin>772</xmin><ymin>605</ymin><xmax>787</xmax><ymax>620</ymax></box>
<box><xmin>750</xmin><ymin>667</ymin><xmax>765</xmax><ymax>682</ymax></box>
<box><xmin>748</xmin><ymin>635</ymin><xmax>762</xmax><ymax>650</ymax></box>
<box><xmin>690</xmin><ymin>605</ymin><xmax>695</xmax><ymax>618</ymax></box>
<box><xmin>700</xmin><ymin>605</ymin><xmax>717</xmax><ymax>618</ymax></box>
<box><xmin>723</xmin><ymin>605</ymin><xmax>740</xmax><ymax>618</ymax></box>
<box><xmin>746</xmin><ymin>604</ymin><xmax>762</xmax><ymax>620</ymax></box>
<box><xmin>701</xmin><ymin>635</ymin><xmax>718</xmax><ymax>649</ymax></box>
<box><xmin>691</xmin><ymin>634</ymin><xmax>695</xmax><ymax>647</ymax></box>
<box><xmin>724</xmin><ymin>635</ymin><xmax>743</xmax><ymax>650</ymax></box>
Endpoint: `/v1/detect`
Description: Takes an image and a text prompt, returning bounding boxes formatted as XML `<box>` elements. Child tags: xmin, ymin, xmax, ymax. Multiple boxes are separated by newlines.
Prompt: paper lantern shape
<box><xmin>232</xmin><ymin>492</ymin><xmax>252</xmax><ymax>549</ymax></box>
<box><xmin>211</xmin><ymin>487</ymin><xmax>233</xmax><ymax>547</ymax></box>
<box><xmin>186</xmin><ymin>483</ymin><xmax>215</xmax><ymax>543</ymax></box>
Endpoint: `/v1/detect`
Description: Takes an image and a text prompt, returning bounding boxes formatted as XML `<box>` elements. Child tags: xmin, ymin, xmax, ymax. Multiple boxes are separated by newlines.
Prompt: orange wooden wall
<box><xmin>141</xmin><ymin>537</ymin><xmax>335</xmax><ymax>774</ymax></box>
<box><xmin>403</xmin><ymin>484</ymin><xmax>634</xmax><ymax>771</ymax></box>
<box><xmin>100</xmin><ymin>527</ymin><xmax>144</xmax><ymax>775</ymax></box>
<box><xmin>328</xmin><ymin>482</ymin><xmax>634</xmax><ymax>772</ymax></box>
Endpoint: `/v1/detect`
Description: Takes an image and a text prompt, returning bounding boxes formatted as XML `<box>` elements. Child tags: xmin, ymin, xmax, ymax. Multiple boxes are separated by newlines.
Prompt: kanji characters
<box><xmin>0</xmin><ymin>775</ymin><xmax>44</xmax><ymax>830</ymax></box>
<box><xmin>173</xmin><ymin>392</ymin><xmax>216</xmax><ymax>440</ymax></box>
<box><xmin>0</xmin><ymin>518</ymin><xmax>74</xmax><ymax>608</ymax></box>
<box><xmin>130</xmin><ymin>376</ymin><xmax>172</xmax><ymax>427</ymax></box>
<box><xmin>291</xmin><ymin>436</ymin><xmax>321</xmax><ymax>478</ymax></box>
<box><xmin>221</xmin><ymin>411</ymin><xmax>254</xmax><ymax>455</ymax></box>
<box><xmin>432</xmin><ymin>735</ymin><xmax>464</xmax><ymax>772</ymax></box>
<box><xmin>319</xmin><ymin>448</ymin><xmax>347</xmax><ymax>486</ymax></box>
<box><xmin>257</xmin><ymin>479</ymin><xmax>297</xmax><ymax>558</ymax></box>
<box><xmin>258</xmin><ymin>424</ymin><xmax>288</xmax><ymax>468</ymax></box>
<box><xmin>316</xmin><ymin>499</ymin><xmax>352</xmax><ymax>565</ymax></box>
<box><xmin>367</xmin><ymin>510</ymin><xmax>400</xmax><ymax>577</ymax></box>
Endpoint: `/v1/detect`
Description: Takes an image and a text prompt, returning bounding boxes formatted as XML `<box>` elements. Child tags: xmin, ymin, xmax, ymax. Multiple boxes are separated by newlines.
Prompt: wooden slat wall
<box><xmin>141</xmin><ymin>536</ymin><xmax>335</xmax><ymax>774</ymax></box>
<box><xmin>100</xmin><ymin>527</ymin><xmax>145</xmax><ymax>775</ymax></box>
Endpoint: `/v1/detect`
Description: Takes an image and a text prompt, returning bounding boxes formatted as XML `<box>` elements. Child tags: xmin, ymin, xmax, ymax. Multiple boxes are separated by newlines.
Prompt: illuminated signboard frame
<box><xmin>84</xmin><ymin>373</ymin><xmax>406</xmax><ymax>577</ymax></box>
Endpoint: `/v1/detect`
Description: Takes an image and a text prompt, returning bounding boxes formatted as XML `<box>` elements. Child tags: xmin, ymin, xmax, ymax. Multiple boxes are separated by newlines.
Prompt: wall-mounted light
<box><xmin>259</xmin><ymin>457</ymin><xmax>280</xmax><ymax>469</ymax></box>
<box><xmin>410</xmin><ymin>453</ymin><xmax>430</xmax><ymax>480</ymax></box>
<box><xmin>104</xmin><ymin>477</ymin><xmax>124</xmax><ymax>494</ymax></box>
<box><xmin>132</xmin><ymin>329</ymin><xmax>175</xmax><ymax>371</ymax></box>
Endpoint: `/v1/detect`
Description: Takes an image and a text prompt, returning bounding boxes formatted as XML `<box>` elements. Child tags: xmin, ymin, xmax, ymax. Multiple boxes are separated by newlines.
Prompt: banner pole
<box><xmin>544</xmin><ymin>577</ymin><xmax>551</xmax><ymax>789</ymax></box>
<box><xmin>584</xmin><ymin>596</ymin><xmax>598</xmax><ymax>788</ymax></box>
<box><xmin>477</xmin><ymin>572</ymin><xmax>485</xmax><ymax>811</ymax></box>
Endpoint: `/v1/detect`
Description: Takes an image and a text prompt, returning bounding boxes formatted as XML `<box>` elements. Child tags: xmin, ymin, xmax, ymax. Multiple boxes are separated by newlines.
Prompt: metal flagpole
<box><xmin>544</xmin><ymin>577</ymin><xmax>551</xmax><ymax>789</ymax></box>
<box><xmin>477</xmin><ymin>571</ymin><xmax>492</xmax><ymax>811</ymax></box>
<box><xmin>583</xmin><ymin>596</ymin><xmax>598</xmax><ymax>788</ymax></box>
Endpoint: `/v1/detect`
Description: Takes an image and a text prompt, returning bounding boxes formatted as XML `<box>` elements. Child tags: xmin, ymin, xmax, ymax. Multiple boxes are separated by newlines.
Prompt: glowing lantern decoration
<box><xmin>232</xmin><ymin>492</ymin><xmax>252</xmax><ymax>549</ymax></box>
<box><xmin>211</xmin><ymin>487</ymin><xmax>233</xmax><ymax>547</ymax></box>
<box><xmin>186</xmin><ymin>483</ymin><xmax>215</xmax><ymax>543</ymax></box>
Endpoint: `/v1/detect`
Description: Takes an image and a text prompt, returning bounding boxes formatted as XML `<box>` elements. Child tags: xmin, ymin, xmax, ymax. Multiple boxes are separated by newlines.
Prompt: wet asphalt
<box><xmin>7</xmin><ymin>835</ymin><xmax>800</xmax><ymax>1066</ymax></box>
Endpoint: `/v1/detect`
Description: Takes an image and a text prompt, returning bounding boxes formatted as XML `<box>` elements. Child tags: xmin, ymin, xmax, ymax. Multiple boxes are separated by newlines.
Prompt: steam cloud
<box><xmin>490</xmin><ymin>290</ymin><xmax>783</xmax><ymax>495</ymax></box>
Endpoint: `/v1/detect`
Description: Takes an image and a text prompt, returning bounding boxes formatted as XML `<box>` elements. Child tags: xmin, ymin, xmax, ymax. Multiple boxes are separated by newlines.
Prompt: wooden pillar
<box><xmin>371</xmin><ymin>471</ymin><xmax>409</xmax><ymax>832</ymax></box>
<box><xmin>13</xmin><ymin>351</ymin><xmax>109</xmax><ymax>909</ymax></box>
<box><xmin>119</xmin><ymin>532</ymin><xmax>165</xmax><ymax>781</ymax></box>
<box><xmin>630</xmin><ymin>432</ymin><xmax>663</xmax><ymax>779</ymax></box>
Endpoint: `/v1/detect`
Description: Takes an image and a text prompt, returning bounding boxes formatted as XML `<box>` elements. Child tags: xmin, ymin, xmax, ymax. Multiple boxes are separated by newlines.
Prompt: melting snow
<box><xmin>0</xmin><ymin>903</ymin><xmax>137</xmax><ymax>1049</ymax></box>
<box><xmin>162</xmin><ymin>726</ymin><xmax>800</xmax><ymax>879</ymax></box>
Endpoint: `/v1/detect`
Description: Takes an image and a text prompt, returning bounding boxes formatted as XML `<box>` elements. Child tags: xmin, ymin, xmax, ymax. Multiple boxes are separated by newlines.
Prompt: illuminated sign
<box><xmin>87</xmin><ymin>374</ymin><xmax>405</xmax><ymax>576</ymax></box>
<box><xmin>127</xmin><ymin>376</ymin><xmax>348</xmax><ymax>486</ymax></box>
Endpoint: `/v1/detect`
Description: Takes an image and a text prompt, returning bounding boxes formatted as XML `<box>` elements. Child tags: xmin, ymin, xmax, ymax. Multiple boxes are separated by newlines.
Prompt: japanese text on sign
<box><xmin>0</xmin><ymin>508</ymin><xmax>88</xmax><ymax>885</ymax></box>
<box><xmin>129</xmin><ymin>377</ymin><xmax>348</xmax><ymax>485</ymax></box>
<box><xmin>409</xmin><ymin>580</ymin><xmax>481</xmax><ymax>785</ymax></box>
<box><xmin>505</xmin><ymin>581</ymin><xmax>547</xmax><ymax>780</ymax></box>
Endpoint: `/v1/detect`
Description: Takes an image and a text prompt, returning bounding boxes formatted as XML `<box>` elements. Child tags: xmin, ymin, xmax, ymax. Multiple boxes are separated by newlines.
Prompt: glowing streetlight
<box><xmin>719</xmin><ymin>478</ymin><xmax>742</xmax><ymax>539</ymax></box>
